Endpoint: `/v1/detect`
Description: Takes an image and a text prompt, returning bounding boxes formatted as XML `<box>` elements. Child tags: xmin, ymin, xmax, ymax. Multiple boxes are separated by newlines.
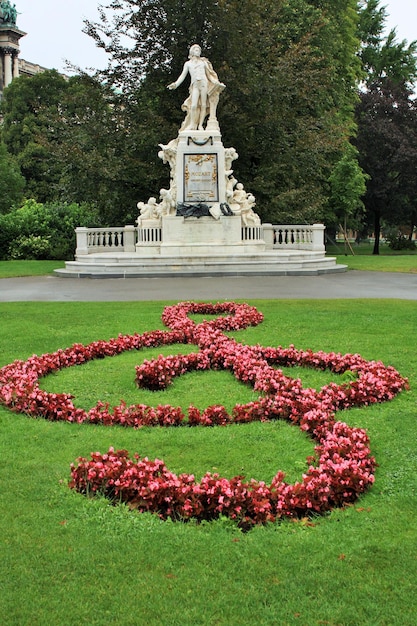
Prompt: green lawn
<box><xmin>1</xmin><ymin>300</ymin><xmax>416</xmax><ymax>625</ymax></box>
<box><xmin>333</xmin><ymin>254</ymin><xmax>417</xmax><ymax>272</ymax></box>
<box><xmin>0</xmin><ymin>260</ymin><xmax>65</xmax><ymax>277</ymax></box>
<box><xmin>325</xmin><ymin>241</ymin><xmax>417</xmax><ymax>273</ymax></box>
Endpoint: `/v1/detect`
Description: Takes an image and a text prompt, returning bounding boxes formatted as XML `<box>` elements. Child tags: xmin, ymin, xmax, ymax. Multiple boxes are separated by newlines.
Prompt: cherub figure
<box><xmin>136</xmin><ymin>197</ymin><xmax>160</xmax><ymax>224</ymax></box>
<box><xmin>158</xmin><ymin>138</ymin><xmax>178</xmax><ymax>180</ymax></box>
<box><xmin>159</xmin><ymin>188</ymin><xmax>176</xmax><ymax>216</ymax></box>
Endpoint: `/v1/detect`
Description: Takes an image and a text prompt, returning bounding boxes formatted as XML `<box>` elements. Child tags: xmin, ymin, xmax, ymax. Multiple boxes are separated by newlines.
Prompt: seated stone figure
<box><xmin>229</xmin><ymin>182</ymin><xmax>261</xmax><ymax>226</ymax></box>
<box><xmin>136</xmin><ymin>197</ymin><xmax>160</xmax><ymax>224</ymax></box>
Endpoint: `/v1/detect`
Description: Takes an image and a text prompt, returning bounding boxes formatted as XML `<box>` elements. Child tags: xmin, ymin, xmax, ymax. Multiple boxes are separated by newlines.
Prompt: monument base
<box><xmin>56</xmin><ymin>221</ymin><xmax>347</xmax><ymax>278</ymax></box>
<box><xmin>55</xmin><ymin>253</ymin><xmax>346</xmax><ymax>278</ymax></box>
<box><xmin>136</xmin><ymin>215</ymin><xmax>265</xmax><ymax>256</ymax></box>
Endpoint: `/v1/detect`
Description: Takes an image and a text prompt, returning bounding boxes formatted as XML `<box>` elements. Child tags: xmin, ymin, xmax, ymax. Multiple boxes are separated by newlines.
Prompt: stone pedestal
<box><xmin>175</xmin><ymin>130</ymin><xmax>226</xmax><ymax>206</ymax></box>
<box><xmin>160</xmin><ymin>214</ymin><xmax>260</xmax><ymax>256</ymax></box>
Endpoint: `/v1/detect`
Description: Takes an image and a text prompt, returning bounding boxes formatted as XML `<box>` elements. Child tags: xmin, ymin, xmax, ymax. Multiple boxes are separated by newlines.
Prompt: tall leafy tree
<box><xmin>48</xmin><ymin>75</ymin><xmax>136</xmax><ymax>224</ymax></box>
<box><xmin>355</xmin><ymin>1</ymin><xmax>417</xmax><ymax>253</ymax></box>
<box><xmin>327</xmin><ymin>142</ymin><xmax>367</xmax><ymax>236</ymax></box>
<box><xmin>355</xmin><ymin>79</ymin><xmax>417</xmax><ymax>254</ymax></box>
<box><xmin>0</xmin><ymin>70</ymin><xmax>68</xmax><ymax>202</ymax></box>
<box><xmin>1</xmin><ymin>72</ymin><xmax>140</xmax><ymax>224</ymax></box>
<box><xmin>358</xmin><ymin>0</ymin><xmax>417</xmax><ymax>87</ymax></box>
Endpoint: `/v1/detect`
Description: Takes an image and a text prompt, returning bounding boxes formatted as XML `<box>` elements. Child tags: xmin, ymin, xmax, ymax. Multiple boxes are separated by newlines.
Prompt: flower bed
<box><xmin>0</xmin><ymin>302</ymin><xmax>409</xmax><ymax>529</ymax></box>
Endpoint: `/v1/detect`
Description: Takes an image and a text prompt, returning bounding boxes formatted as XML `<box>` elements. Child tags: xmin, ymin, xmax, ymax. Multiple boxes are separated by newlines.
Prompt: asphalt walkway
<box><xmin>0</xmin><ymin>270</ymin><xmax>416</xmax><ymax>301</ymax></box>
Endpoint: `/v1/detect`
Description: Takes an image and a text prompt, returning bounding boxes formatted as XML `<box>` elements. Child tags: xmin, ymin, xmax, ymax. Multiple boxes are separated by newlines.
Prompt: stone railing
<box><xmin>75</xmin><ymin>222</ymin><xmax>325</xmax><ymax>255</ymax></box>
<box><xmin>137</xmin><ymin>221</ymin><xmax>163</xmax><ymax>245</ymax></box>
<box><xmin>75</xmin><ymin>226</ymin><xmax>137</xmax><ymax>255</ymax></box>
<box><xmin>263</xmin><ymin>224</ymin><xmax>325</xmax><ymax>251</ymax></box>
<box><xmin>241</xmin><ymin>225</ymin><xmax>263</xmax><ymax>242</ymax></box>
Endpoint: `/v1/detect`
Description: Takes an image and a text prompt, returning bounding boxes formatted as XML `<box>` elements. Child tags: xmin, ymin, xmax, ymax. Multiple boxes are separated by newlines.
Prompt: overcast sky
<box><xmin>14</xmin><ymin>0</ymin><xmax>417</xmax><ymax>75</ymax></box>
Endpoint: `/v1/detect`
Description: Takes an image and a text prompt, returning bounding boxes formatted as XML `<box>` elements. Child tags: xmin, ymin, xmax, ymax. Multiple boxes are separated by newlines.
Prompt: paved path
<box><xmin>0</xmin><ymin>271</ymin><xmax>416</xmax><ymax>301</ymax></box>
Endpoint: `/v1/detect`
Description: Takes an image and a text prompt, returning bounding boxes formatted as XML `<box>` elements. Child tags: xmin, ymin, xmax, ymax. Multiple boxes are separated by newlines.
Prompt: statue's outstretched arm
<box><xmin>168</xmin><ymin>62</ymin><xmax>189</xmax><ymax>90</ymax></box>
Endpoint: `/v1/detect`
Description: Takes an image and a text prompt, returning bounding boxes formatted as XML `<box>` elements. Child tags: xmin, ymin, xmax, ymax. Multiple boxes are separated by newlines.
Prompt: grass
<box><xmin>0</xmin><ymin>299</ymin><xmax>416</xmax><ymax>625</ymax></box>
<box><xmin>0</xmin><ymin>260</ymin><xmax>65</xmax><ymax>277</ymax></box>
<box><xmin>326</xmin><ymin>241</ymin><xmax>417</xmax><ymax>273</ymax></box>
<box><xmin>326</xmin><ymin>241</ymin><xmax>417</xmax><ymax>256</ymax></box>
<box><xmin>334</xmin><ymin>255</ymin><xmax>417</xmax><ymax>272</ymax></box>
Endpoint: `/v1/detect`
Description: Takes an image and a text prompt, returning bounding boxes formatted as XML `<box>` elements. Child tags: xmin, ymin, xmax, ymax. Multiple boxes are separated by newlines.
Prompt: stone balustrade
<box><xmin>75</xmin><ymin>223</ymin><xmax>325</xmax><ymax>255</ymax></box>
<box><xmin>263</xmin><ymin>224</ymin><xmax>325</xmax><ymax>252</ymax></box>
<box><xmin>137</xmin><ymin>224</ymin><xmax>162</xmax><ymax>244</ymax></box>
<box><xmin>75</xmin><ymin>226</ymin><xmax>137</xmax><ymax>255</ymax></box>
<box><xmin>241</xmin><ymin>225</ymin><xmax>263</xmax><ymax>242</ymax></box>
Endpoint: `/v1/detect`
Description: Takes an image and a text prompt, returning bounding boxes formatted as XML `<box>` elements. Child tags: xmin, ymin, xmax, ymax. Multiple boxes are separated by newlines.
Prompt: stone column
<box><xmin>262</xmin><ymin>224</ymin><xmax>275</xmax><ymax>250</ymax></box>
<box><xmin>311</xmin><ymin>224</ymin><xmax>326</xmax><ymax>251</ymax></box>
<box><xmin>0</xmin><ymin>53</ymin><xmax>4</xmax><ymax>92</ymax></box>
<box><xmin>75</xmin><ymin>227</ymin><xmax>90</xmax><ymax>256</ymax></box>
<box><xmin>3</xmin><ymin>49</ymin><xmax>13</xmax><ymax>87</ymax></box>
<box><xmin>123</xmin><ymin>225</ymin><xmax>136</xmax><ymax>252</ymax></box>
<box><xmin>13</xmin><ymin>54</ymin><xmax>19</xmax><ymax>79</ymax></box>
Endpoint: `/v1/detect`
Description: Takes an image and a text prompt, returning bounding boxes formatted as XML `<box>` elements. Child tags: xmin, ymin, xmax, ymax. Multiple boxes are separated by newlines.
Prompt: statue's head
<box><xmin>189</xmin><ymin>44</ymin><xmax>202</xmax><ymax>58</ymax></box>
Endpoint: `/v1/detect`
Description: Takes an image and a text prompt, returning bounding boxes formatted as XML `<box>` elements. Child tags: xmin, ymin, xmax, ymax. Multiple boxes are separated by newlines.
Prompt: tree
<box><xmin>0</xmin><ymin>142</ymin><xmax>25</xmax><ymax>214</ymax></box>
<box><xmin>355</xmin><ymin>79</ymin><xmax>417</xmax><ymax>254</ymax></box>
<box><xmin>327</xmin><ymin>143</ymin><xmax>368</xmax><ymax>238</ymax></box>
<box><xmin>48</xmin><ymin>75</ymin><xmax>137</xmax><ymax>224</ymax></box>
<box><xmin>358</xmin><ymin>0</ymin><xmax>417</xmax><ymax>87</ymax></box>
<box><xmin>0</xmin><ymin>70</ymin><xmax>69</xmax><ymax>202</ymax></box>
<box><xmin>354</xmin><ymin>1</ymin><xmax>417</xmax><ymax>253</ymax></box>
<box><xmin>1</xmin><ymin>72</ymin><xmax>141</xmax><ymax>225</ymax></box>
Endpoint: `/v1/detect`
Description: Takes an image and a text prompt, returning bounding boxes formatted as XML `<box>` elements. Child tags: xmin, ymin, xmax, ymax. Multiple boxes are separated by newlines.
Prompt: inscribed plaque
<box><xmin>183</xmin><ymin>153</ymin><xmax>218</xmax><ymax>203</ymax></box>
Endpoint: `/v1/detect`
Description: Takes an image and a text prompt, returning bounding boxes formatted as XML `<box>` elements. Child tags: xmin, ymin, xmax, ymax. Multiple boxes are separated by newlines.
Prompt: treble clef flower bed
<box><xmin>0</xmin><ymin>302</ymin><xmax>409</xmax><ymax>529</ymax></box>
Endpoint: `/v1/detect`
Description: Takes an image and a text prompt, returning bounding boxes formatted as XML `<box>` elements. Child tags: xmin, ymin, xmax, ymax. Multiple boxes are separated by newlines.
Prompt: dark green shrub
<box><xmin>9</xmin><ymin>235</ymin><xmax>52</xmax><ymax>260</ymax></box>
<box><xmin>0</xmin><ymin>200</ymin><xmax>102</xmax><ymax>260</ymax></box>
<box><xmin>386</xmin><ymin>234</ymin><xmax>416</xmax><ymax>251</ymax></box>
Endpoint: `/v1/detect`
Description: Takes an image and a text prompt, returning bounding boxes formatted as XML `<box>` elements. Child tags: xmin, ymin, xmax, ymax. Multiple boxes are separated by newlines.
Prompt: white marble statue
<box><xmin>241</xmin><ymin>193</ymin><xmax>261</xmax><ymax>227</ymax></box>
<box><xmin>168</xmin><ymin>44</ymin><xmax>225</xmax><ymax>131</ymax></box>
<box><xmin>225</xmin><ymin>147</ymin><xmax>238</xmax><ymax>172</ymax></box>
<box><xmin>158</xmin><ymin>138</ymin><xmax>178</xmax><ymax>179</ymax></box>
<box><xmin>136</xmin><ymin>197</ymin><xmax>160</xmax><ymax>224</ymax></box>
<box><xmin>159</xmin><ymin>188</ymin><xmax>176</xmax><ymax>215</ymax></box>
<box><xmin>228</xmin><ymin>182</ymin><xmax>261</xmax><ymax>226</ymax></box>
<box><xmin>226</xmin><ymin>173</ymin><xmax>237</xmax><ymax>204</ymax></box>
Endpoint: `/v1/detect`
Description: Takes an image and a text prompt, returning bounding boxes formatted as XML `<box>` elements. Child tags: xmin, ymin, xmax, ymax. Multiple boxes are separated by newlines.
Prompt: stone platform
<box><xmin>56</xmin><ymin>219</ymin><xmax>346</xmax><ymax>278</ymax></box>
<box><xmin>55</xmin><ymin>250</ymin><xmax>346</xmax><ymax>279</ymax></box>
